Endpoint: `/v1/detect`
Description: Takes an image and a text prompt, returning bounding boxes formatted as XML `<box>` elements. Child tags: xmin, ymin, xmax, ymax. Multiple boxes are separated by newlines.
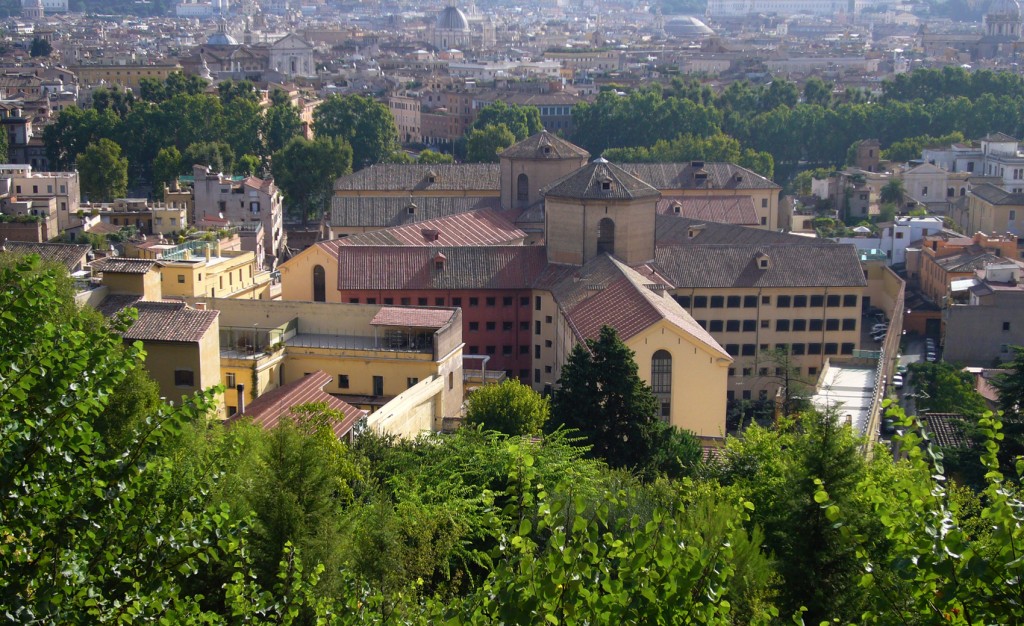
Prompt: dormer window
<box><xmin>407</xmin><ymin>203</ymin><xmax>417</xmax><ymax>215</ymax></box>
<box><xmin>433</xmin><ymin>252</ymin><xmax>446</xmax><ymax>270</ymax></box>
<box><xmin>673</xmin><ymin>202</ymin><xmax>682</xmax><ymax>215</ymax></box>
<box><xmin>543</xmin><ymin>146</ymin><xmax>551</xmax><ymax>154</ymax></box>
<box><xmin>601</xmin><ymin>181</ymin><xmax>611</xmax><ymax>191</ymax></box>
<box><xmin>756</xmin><ymin>252</ymin><xmax>770</xmax><ymax>270</ymax></box>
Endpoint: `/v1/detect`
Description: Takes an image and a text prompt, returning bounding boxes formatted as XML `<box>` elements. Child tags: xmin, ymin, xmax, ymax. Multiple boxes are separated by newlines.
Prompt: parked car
<box><xmin>871</xmin><ymin>323</ymin><xmax>889</xmax><ymax>333</ymax></box>
<box><xmin>926</xmin><ymin>351</ymin><xmax>937</xmax><ymax>362</ymax></box>
<box><xmin>897</xmin><ymin>364</ymin><xmax>908</xmax><ymax>375</ymax></box>
<box><xmin>893</xmin><ymin>374</ymin><xmax>904</xmax><ymax>389</ymax></box>
<box><xmin>881</xmin><ymin>418</ymin><xmax>896</xmax><ymax>435</ymax></box>
<box><xmin>872</xmin><ymin>333</ymin><xmax>886</xmax><ymax>343</ymax></box>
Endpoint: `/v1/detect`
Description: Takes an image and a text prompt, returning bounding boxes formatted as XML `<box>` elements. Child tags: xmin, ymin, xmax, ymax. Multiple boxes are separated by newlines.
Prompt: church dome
<box><xmin>989</xmin><ymin>0</ymin><xmax>1021</xmax><ymax>19</ymax></box>
<box><xmin>664</xmin><ymin>15</ymin><xmax>715</xmax><ymax>37</ymax></box>
<box><xmin>436</xmin><ymin>6</ymin><xmax>470</xmax><ymax>31</ymax></box>
<box><xmin>207</xmin><ymin>23</ymin><xmax>237</xmax><ymax>45</ymax></box>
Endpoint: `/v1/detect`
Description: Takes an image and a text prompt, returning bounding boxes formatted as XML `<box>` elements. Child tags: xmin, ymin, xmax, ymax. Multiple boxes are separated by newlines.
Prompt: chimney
<box><xmin>235</xmin><ymin>383</ymin><xmax>245</xmax><ymax>415</ymax></box>
<box><xmin>204</xmin><ymin>243</ymin><xmax>211</xmax><ymax>262</ymax></box>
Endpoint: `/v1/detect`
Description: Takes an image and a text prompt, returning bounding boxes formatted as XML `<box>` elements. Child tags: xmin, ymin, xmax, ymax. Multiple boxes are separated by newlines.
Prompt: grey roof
<box><xmin>499</xmin><ymin>131</ymin><xmax>590</xmax><ymax>160</ymax></box>
<box><xmin>2</xmin><ymin>241</ymin><xmax>90</xmax><ymax>272</ymax></box>
<box><xmin>330</xmin><ymin>196</ymin><xmax>500</xmax><ymax>228</ymax></box>
<box><xmin>619</xmin><ymin>162</ymin><xmax>780</xmax><ymax>191</ymax></box>
<box><xmin>982</xmin><ymin>131</ymin><xmax>1018</xmax><ymax>142</ymax></box>
<box><xmin>922</xmin><ymin>413</ymin><xmax>971</xmax><ymax>449</ymax></box>
<box><xmin>655</xmin><ymin>215</ymin><xmax>811</xmax><ymax>246</ymax></box>
<box><xmin>542</xmin><ymin>159</ymin><xmax>660</xmax><ymax>200</ymax></box>
<box><xmin>334</xmin><ymin>163</ymin><xmax>499</xmax><ymax>192</ymax></box>
<box><xmin>934</xmin><ymin>249</ymin><xmax>1003</xmax><ymax>273</ymax></box>
<box><xmin>969</xmin><ymin>183</ymin><xmax>1024</xmax><ymax>205</ymax></box>
<box><xmin>94</xmin><ymin>258</ymin><xmax>156</xmax><ymax>274</ymax></box>
<box><xmin>436</xmin><ymin>5</ymin><xmax>470</xmax><ymax>30</ymax></box>
<box><xmin>653</xmin><ymin>242</ymin><xmax>867</xmax><ymax>289</ymax></box>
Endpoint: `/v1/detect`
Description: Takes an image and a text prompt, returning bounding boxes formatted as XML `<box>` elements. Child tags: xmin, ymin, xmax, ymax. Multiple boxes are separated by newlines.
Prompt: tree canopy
<box><xmin>78</xmin><ymin>138</ymin><xmax>128</xmax><ymax>202</ymax></box>
<box><xmin>312</xmin><ymin>94</ymin><xmax>400</xmax><ymax>169</ymax></box>
<box><xmin>465</xmin><ymin>378</ymin><xmax>550</xmax><ymax>436</ymax></box>
<box><xmin>271</xmin><ymin>135</ymin><xmax>353</xmax><ymax>225</ymax></box>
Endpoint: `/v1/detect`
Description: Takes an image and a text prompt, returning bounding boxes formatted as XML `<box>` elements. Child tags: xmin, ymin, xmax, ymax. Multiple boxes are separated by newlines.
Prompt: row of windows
<box><xmin>696</xmin><ymin>318</ymin><xmax>857</xmax><ymax>333</ymax></box>
<box><xmin>676</xmin><ymin>294</ymin><xmax>858</xmax><ymax>309</ymax></box>
<box><xmin>722</xmin><ymin>341</ymin><xmax>855</xmax><ymax>362</ymax></box>
<box><xmin>468</xmin><ymin>321</ymin><xmax>530</xmax><ymax>332</ymax></box>
<box><xmin>346</xmin><ymin>295</ymin><xmax>531</xmax><ymax>307</ymax></box>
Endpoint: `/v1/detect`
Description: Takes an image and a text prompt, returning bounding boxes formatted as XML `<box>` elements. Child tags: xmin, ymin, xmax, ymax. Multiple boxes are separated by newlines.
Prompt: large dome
<box><xmin>436</xmin><ymin>6</ymin><xmax>470</xmax><ymax>31</ymax></box>
<box><xmin>989</xmin><ymin>0</ymin><xmax>1021</xmax><ymax>19</ymax></box>
<box><xmin>664</xmin><ymin>15</ymin><xmax>715</xmax><ymax>38</ymax></box>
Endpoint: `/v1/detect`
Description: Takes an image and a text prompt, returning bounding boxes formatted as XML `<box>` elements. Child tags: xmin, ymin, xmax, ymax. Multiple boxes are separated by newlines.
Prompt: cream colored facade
<box><xmin>967</xmin><ymin>186</ymin><xmax>1024</xmax><ymax>236</ymax></box>
<box><xmin>0</xmin><ymin>165</ymin><xmax>80</xmax><ymax>232</ymax></box>
<box><xmin>278</xmin><ymin>242</ymin><xmax>341</xmax><ymax>303</ymax></box>
<box><xmin>72</xmin><ymin>63</ymin><xmax>181</xmax><ymax>91</ymax></box>
<box><xmin>159</xmin><ymin>249</ymin><xmax>273</xmax><ymax>300</ymax></box>
<box><xmin>545</xmin><ymin>195</ymin><xmax>656</xmax><ymax>266</ymax></box>
<box><xmin>145</xmin><ymin>332</ymin><xmax>221</xmax><ymax>406</ymax></box>
<box><xmin>671</xmin><ymin>286</ymin><xmax>864</xmax><ymax>400</ymax></box>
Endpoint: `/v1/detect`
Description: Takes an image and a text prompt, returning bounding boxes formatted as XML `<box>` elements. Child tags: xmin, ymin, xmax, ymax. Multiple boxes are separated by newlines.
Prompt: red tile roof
<box><xmin>228</xmin><ymin>371</ymin><xmax>365</xmax><ymax>439</ymax></box>
<box><xmin>336</xmin><ymin>208</ymin><xmax>526</xmax><ymax>247</ymax></box>
<box><xmin>337</xmin><ymin>245</ymin><xmax>549</xmax><ymax>290</ymax></box>
<box><xmin>94</xmin><ymin>258</ymin><xmax>157</xmax><ymax>274</ymax></box>
<box><xmin>120</xmin><ymin>301</ymin><xmax>219</xmax><ymax>343</ymax></box>
<box><xmin>657</xmin><ymin>196</ymin><xmax>759</xmax><ymax>225</ymax></box>
<box><xmin>371</xmin><ymin>306</ymin><xmax>456</xmax><ymax>328</ymax></box>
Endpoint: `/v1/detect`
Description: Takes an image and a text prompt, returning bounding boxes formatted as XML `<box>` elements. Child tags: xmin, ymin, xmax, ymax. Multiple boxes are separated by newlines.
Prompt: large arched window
<box><xmin>651</xmin><ymin>350</ymin><xmax>672</xmax><ymax>422</ymax></box>
<box><xmin>312</xmin><ymin>265</ymin><xmax>326</xmax><ymax>302</ymax></box>
<box><xmin>516</xmin><ymin>173</ymin><xmax>529</xmax><ymax>205</ymax></box>
<box><xmin>597</xmin><ymin>217</ymin><xmax>615</xmax><ymax>256</ymax></box>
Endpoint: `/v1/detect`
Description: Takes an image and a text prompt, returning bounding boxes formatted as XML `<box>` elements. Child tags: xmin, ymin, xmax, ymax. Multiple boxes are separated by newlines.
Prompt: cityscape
<box><xmin>2</xmin><ymin>0</ymin><xmax>1024</xmax><ymax>622</ymax></box>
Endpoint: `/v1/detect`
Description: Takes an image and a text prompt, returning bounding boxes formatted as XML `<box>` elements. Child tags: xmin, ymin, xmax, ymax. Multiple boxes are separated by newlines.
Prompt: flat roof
<box><xmin>811</xmin><ymin>365</ymin><xmax>876</xmax><ymax>435</ymax></box>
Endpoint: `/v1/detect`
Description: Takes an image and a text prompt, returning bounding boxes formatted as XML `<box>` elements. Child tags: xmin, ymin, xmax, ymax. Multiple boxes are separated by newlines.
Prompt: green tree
<box><xmin>471</xmin><ymin>101</ymin><xmax>543</xmax><ymax>141</ymax></box>
<box><xmin>880</xmin><ymin>178</ymin><xmax>906</xmax><ymax>206</ymax></box>
<box><xmin>152</xmin><ymin>145</ymin><xmax>182</xmax><ymax>196</ymax></box>
<box><xmin>236</xmin><ymin>153</ymin><xmax>261</xmax><ymax>177</ymax></box>
<box><xmin>183</xmin><ymin>140</ymin><xmax>235</xmax><ymax>174</ymax></box>
<box><xmin>465</xmin><ymin>123</ymin><xmax>516</xmax><ymax>163</ymax></box>
<box><xmin>549</xmin><ymin>326</ymin><xmax>701</xmax><ymax>479</ymax></box>
<box><xmin>43</xmin><ymin>106</ymin><xmax>120</xmax><ymax>170</ymax></box>
<box><xmin>78</xmin><ymin>138</ymin><xmax>128</xmax><ymax>202</ymax></box>
<box><xmin>263</xmin><ymin>96</ymin><xmax>303</xmax><ymax>156</ymax></box>
<box><xmin>313</xmin><ymin>94</ymin><xmax>400</xmax><ymax>169</ymax></box>
<box><xmin>272</xmin><ymin>135</ymin><xmax>353</xmax><ymax>225</ymax></box>
<box><xmin>980</xmin><ymin>345</ymin><xmax>1024</xmax><ymax>474</ymax></box>
<box><xmin>465</xmin><ymin>379</ymin><xmax>550</xmax><ymax>436</ymax></box>
<box><xmin>416</xmin><ymin>149</ymin><xmax>454</xmax><ymax>164</ymax></box>
<box><xmin>29</xmin><ymin>36</ymin><xmax>51</xmax><ymax>57</ymax></box>
<box><xmin>907</xmin><ymin>361</ymin><xmax>989</xmax><ymax>417</ymax></box>
<box><xmin>91</xmin><ymin>86</ymin><xmax>135</xmax><ymax>118</ymax></box>
<box><xmin>803</xmin><ymin>77</ymin><xmax>832</xmax><ymax>107</ymax></box>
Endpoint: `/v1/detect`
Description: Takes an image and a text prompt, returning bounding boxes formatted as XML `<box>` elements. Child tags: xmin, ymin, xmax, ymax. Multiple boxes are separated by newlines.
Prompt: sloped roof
<box><xmin>922</xmin><ymin>413</ymin><xmax>971</xmax><ymax>449</ymax></box>
<box><xmin>120</xmin><ymin>301</ymin><xmax>219</xmax><ymax>343</ymax></box>
<box><xmin>330</xmin><ymin>195</ymin><xmax>500</xmax><ymax>228</ymax></box>
<box><xmin>370</xmin><ymin>306</ymin><xmax>456</xmax><ymax>328</ymax></box>
<box><xmin>337</xmin><ymin>245</ymin><xmax>549</xmax><ymax>290</ymax></box>
<box><xmin>336</xmin><ymin>208</ymin><xmax>525</xmax><ymax>246</ymax></box>
<box><xmin>2</xmin><ymin>241</ymin><xmax>90</xmax><ymax>271</ymax></box>
<box><xmin>542</xmin><ymin>158</ymin><xmax>660</xmax><ymax>200</ymax></box>
<box><xmin>655</xmin><ymin>215</ymin><xmax>809</xmax><ymax>246</ymax></box>
<box><xmin>969</xmin><ymin>183</ymin><xmax>1024</xmax><ymax>206</ymax></box>
<box><xmin>933</xmin><ymin>249</ymin><xmax>1003</xmax><ymax>273</ymax></box>
<box><xmin>982</xmin><ymin>132</ymin><xmax>1017</xmax><ymax>142</ymax></box>
<box><xmin>548</xmin><ymin>254</ymin><xmax>728</xmax><ymax>358</ymax></box>
<box><xmin>499</xmin><ymin>130</ymin><xmax>590</xmax><ymax>160</ymax></box>
<box><xmin>93</xmin><ymin>258</ymin><xmax>156</xmax><ymax>274</ymax></box>
<box><xmin>654</xmin><ymin>243</ymin><xmax>867</xmax><ymax>289</ymax></box>
<box><xmin>229</xmin><ymin>370</ymin><xmax>364</xmax><ymax>440</ymax></box>
<box><xmin>619</xmin><ymin>162</ymin><xmax>780</xmax><ymax>191</ymax></box>
<box><xmin>657</xmin><ymin>196</ymin><xmax>759</xmax><ymax>225</ymax></box>
<box><xmin>333</xmin><ymin>163</ymin><xmax>500</xmax><ymax>192</ymax></box>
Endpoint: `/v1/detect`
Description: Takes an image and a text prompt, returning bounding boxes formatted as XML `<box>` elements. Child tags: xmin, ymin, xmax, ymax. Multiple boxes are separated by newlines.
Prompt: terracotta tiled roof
<box><xmin>95</xmin><ymin>294</ymin><xmax>141</xmax><ymax>317</ymax></box>
<box><xmin>657</xmin><ymin>196</ymin><xmax>759</xmax><ymax>225</ymax></box>
<box><xmin>337</xmin><ymin>245</ymin><xmax>549</xmax><ymax>290</ymax></box>
<box><xmin>499</xmin><ymin>130</ymin><xmax>590</xmax><ymax>160</ymax></box>
<box><xmin>336</xmin><ymin>208</ymin><xmax>525</xmax><ymax>246</ymax></box>
<box><xmin>543</xmin><ymin>158</ymin><xmax>660</xmax><ymax>200</ymax></box>
<box><xmin>333</xmin><ymin>163</ymin><xmax>500</xmax><ymax>192</ymax></box>
<box><xmin>654</xmin><ymin>242</ymin><xmax>867</xmax><ymax>289</ymax></box>
<box><xmin>2</xmin><ymin>241</ymin><xmax>90</xmax><ymax>272</ymax></box>
<box><xmin>552</xmin><ymin>255</ymin><xmax>729</xmax><ymax>358</ymax></box>
<box><xmin>93</xmin><ymin>258</ymin><xmax>156</xmax><ymax>274</ymax></box>
<box><xmin>121</xmin><ymin>301</ymin><xmax>219</xmax><ymax>343</ymax></box>
<box><xmin>228</xmin><ymin>371</ymin><xmax>365</xmax><ymax>440</ymax></box>
<box><xmin>620</xmin><ymin>162</ymin><xmax>780</xmax><ymax>191</ymax></box>
<box><xmin>370</xmin><ymin>306</ymin><xmax>456</xmax><ymax>328</ymax></box>
<box><xmin>242</xmin><ymin>176</ymin><xmax>276</xmax><ymax>194</ymax></box>
<box><xmin>330</xmin><ymin>196</ymin><xmax>500</xmax><ymax>228</ymax></box>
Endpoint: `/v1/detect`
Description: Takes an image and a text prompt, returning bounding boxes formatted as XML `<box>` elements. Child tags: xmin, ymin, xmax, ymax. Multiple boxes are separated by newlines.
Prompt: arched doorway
<box><xmin>312</xmin><ymin>265</ymin><xmax>326</xmax><ymax>302</ymax></box>
<box><xmin>651</xmin><ymin>350</ymin><xmax>672</xmax><ymax>422</ymax></box>
<box><xmin>597</xmin><ymin>218</ymin><xmax>615</xmax><ymax>256</ymax></box>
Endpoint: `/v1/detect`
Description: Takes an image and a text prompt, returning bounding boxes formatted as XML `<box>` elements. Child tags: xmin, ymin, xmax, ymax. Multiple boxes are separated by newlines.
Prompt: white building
<box><xmin>835</xmin><ymin>216</ymin><xmax>945</xmax><ymax>266</ymax></box>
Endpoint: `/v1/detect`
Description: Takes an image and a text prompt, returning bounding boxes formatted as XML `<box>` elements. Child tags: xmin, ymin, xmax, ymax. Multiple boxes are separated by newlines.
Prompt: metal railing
<box><xmin>862</xmin><ymin>268</ymin><xmax>906</xmax><ymax>455</ymax></box>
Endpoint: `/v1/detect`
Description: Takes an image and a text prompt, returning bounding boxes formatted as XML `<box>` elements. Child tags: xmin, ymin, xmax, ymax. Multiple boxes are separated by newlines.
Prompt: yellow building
<box><xmin>967</xmin><ymin>183</ymin><xmax>1024</xmax><ymax>235</ymax></box>
<box><xmin>71</xmin><ymin>63</ymin><xmax>182</xmax><ymax>91</ymax></box>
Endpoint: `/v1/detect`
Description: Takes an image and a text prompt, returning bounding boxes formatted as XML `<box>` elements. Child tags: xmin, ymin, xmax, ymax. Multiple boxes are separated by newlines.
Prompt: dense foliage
<box><xmin>3</xmin><ymin>256</ymin><xmax>1024</xmax><ymax>624</ymax></box>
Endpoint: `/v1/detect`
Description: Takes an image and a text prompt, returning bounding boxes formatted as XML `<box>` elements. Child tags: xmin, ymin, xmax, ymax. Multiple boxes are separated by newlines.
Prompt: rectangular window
<box><xmin>727</xmin><ymin>295</ymin><xmax>741</xmax><ymax>308</ymax></box>
<box><xmin>407</xmin><ymin>377</ymin><xmax>419</xmax><ymax>388</ymax></box>
<box><xmin>826</xmin><ymin>319</ymin><xmax>840</xmax><ymax>331</ymax></box>
<box><xmin>452</xmin><ymin>297</ymin><xmax>462</xmax><ymax>306</ymax></box>
<box><xmin>174</xmin><ymin>369</ymin><xmax>194</xmax><ymax>387</ymax></box>
<box><xmin>469</xmin><ymin>322</ymin><xmax>479</xmax><ymax>331</ymax></box>
<box><xmin>697</xmin><ymin>320</ymin><xmax>707</xmax><ymax>329</ymax></box>
<box><xmin>843</xmin><ymin>295</ymin><xmax>858</xmax><ymax>307</ymax></box>
<box><xmin>761</xmin><ymin>295</ymin><xmax>771</xmax><ymax>305</ymax></box>
<box><xmin>520</xmin><ymin>345</ymin><xmax>529</xmax><ymax>354</ymax></box>
<box><xmin>1004</xmin><ymin>321</ymin><xmax>1012</xmax><ymax>331</ymax></box>
<box><xmin>710</xmin><ymin>296</ymin><xmax>724</xmax><ymax>308</ymax></box>
<box><xmin>726</xmin><ymin>320</ymin><xmax>740</xmax><ymax>332</ymax></box>
<box><xmin>535</xmin><ymin>296</ymin><xmax>542</xmax><ymax>311</ymax></box>
<box><xmin>808</xmin><ymin>367</ymin><xmax>818</xmax><ymax>376</ymax></box>
<box><xmin>792</xmin><ymin>319</ymin><xmax>807</xmax><ymax>331</ymax></box>
<box><xmin>401</xmin><ymin>297</ymin><xmax>411</xmax><ymax>305</ymax></box>
<box><xmin>728</xmin><ymin>368</ymin><xmax>736</xmax><ymax>377</ymax></box>
<box><xmin>373</xmin><ymin>376</ymin><xmax>384</xmax><ymax>396</ymax></box>
<box><xmin>418</xmin><ymin>297</ymin><xmax>428</xmax><ymax>306</ymax></box>
<box><xmin>841</xmin><ymin>343</ymin><xmax>855</xmax><ymax>355</ymax></box>
<box><xmin>810</xmin><ymin>295</ymin><xmax>824</xmax><ymax>307</ymax></box>
<box><xmin>367</xmin><ymin>298</ymin><xmax>377</xmax><ymax>304</ymax></box>
<box><xmin>759</xmin><ymin>367</ymin><xmax>768</xmax><ymax>376</ymax></box>
<box><xmin>793</xmin><ymin>295</ymin><xmax>807</xmax><ymax>307</ymax></box>
<box><xmin>741</xmin><ymin>344</ymin><xmax>755</xmax><ymax>356</ymax></box>
<box><xmin>436</xmin><ymin>297</ymin><xmax>445</xmax><ymax>306</ymax></box>
<box><xmin>742</xmin><ymin>367</ymin><xmax>752</xmax><ymax>377</ymax></box>
<box><xmin>693</xmin><ymin>295</ymin><xmax>708</xmax><ymax>308</ymax></box>
<box><xmin>503</xmin><ymin>296</ymin><xmax>513</xmax><ymax>306</ymax></box>
<box><xmin>791</xmin><ymin>343</ymin><xmax>806</xmax><ymax>355</ymax></box>
<box><xmin>520</xmin><ymin>296</ymin><xmax>529</xmax><ymax>306</ymax></box>
<box><xmin>535</xmin><ymin>321</ymin><xmax>541</xmax><ymax>335</ymax></box>
<box><xmin>826</xmin><ymin>295</ymin><xmax>841</xmax><ymax>307</ymax></box>
<box><xmin>742</xmin><ymin>390</ymin><xmax>751</xmax><ymax>400</ymax></box>
<box><xmin>842</xmin><ymin>319</ymin><xmax>857</xmax><ymax>331</ymax></box>
<box><xmin>824</xmin><ymin>343</ymin><xmax>839</xmax><ymax>355</ymax></box>
<box><xmin>534</xmin><ymin>369</ymin><xmax>540</xmax><ymax>383</ymax></box>
<box><xmin>177</xmin><ymin>274</ymin><xmax>185</xmax><ymax>284</ymax></box>
<box><xmin>709</xmin><ymin>320</ymin><xmax>724</xmax><ymax>332</ymax></box>
<box><xmin>808</xmin><ymin>343</ymin><xmax>822</xmax><ymax>355</ymax></box>
<box><xmin>383</xmin><ymin>298</ymin><xmax>394</xmax><ymax>305</ymax></box>
<box><xmin>334</xmin><ymin>374</ymin><xmax>349</xmax><ymax>389</ymax></box>
<box><xmin>486</xmin><ymin>321</ymin><xmax>496</xmax><ymax>331</ymax></box>
<box><xmin>777</xmin><ymin>295</ymin><xmax>791</xmax><ymax>308</ymax></box>
<box><xmin>742</xmin><ymin>319</ymin><xmax>756</xmax><ymax>332</ymax></box>
<box><xmin>744</xmin><ymin>295</ymin><xmax>758</xmax><ymax>308</ymax></box>
<box><xmin>503</xmin><ymin>321</ymin><xmax>513</xmax><ymax>331</ymax></box>
<box><xmin>486</xmin><ymin>297</ymin><xmax>496</xmax><ymax>306</ymax></box>
<box><xmin>469</xmin><ymin>297</ymin><xmax>479</xmax><ymax>306</ymax></box>
<box><xmin>675</xmin><ymin>295</ymin><xmax>691</xmax><ymax>308</ymax></box>
<box><xmin>226</xmin><ymin>372</ymin><xmax>236</xmax><ymax>388</ymax></box>
<box><xmin>809</xmin><ymin>319</ymin><xmax>823</xmax><ymax>331</ymax></box>
<box><xmin>520</xmin><ymin>321</ymin><xmax>530</xmax><ymax>331</ymax></box>
<box><xmin>776</xmin><ymin>319</ymin><xmax>790</xmax><ymax>331</ymax></box>
<box><xmin>761</xmin><ymin>320</ymin><xmax>770</xmax><ymax>329</ymax></box>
